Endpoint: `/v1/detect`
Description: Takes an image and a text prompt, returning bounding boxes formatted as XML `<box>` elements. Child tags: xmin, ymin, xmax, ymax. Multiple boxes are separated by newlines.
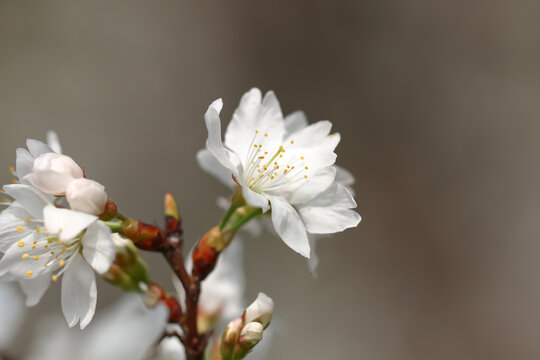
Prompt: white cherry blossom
<box><xmin>0</xmin><ymin>184</ymin><xmax>115</xmax><ymax>329</ymax></box>
<box><xmin>198</xmin><ymin>88</ymin><xmax>359</xmax><ymax>257</ymax></box>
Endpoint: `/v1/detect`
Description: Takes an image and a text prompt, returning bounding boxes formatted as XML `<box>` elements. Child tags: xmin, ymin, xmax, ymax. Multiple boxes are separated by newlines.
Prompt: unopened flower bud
<box><xmin>120</xmin><ymin>219</ymin><xmax>168</xmax><ymax>251</ymax></box>
<box><xmin>66</xmin><ymin>178</ymin><xmax>108</xmax><ymax>215</ymax></box>
<box><xmin>220</xmin><ymin>318</ymin><xmax>243</xmax><ymax>360</ymax></box>
<box><xmin>232</xmin><ymin>322</ymin><xmax>264</xmax><ymax>359</ymax></box>
<box><xmin>243</xmin><ymin>292</ymin><xmax>274</xmax><ymax>328</ymax></box>
<box><xmin>192</xmin><ymin>227</ymin><xmax>236</xmax><ymax>280</ymax></box>
<box><xmin>24</xmin><ymin>153</ymin><xmax>83</xmax><ymax>195</ymax></box>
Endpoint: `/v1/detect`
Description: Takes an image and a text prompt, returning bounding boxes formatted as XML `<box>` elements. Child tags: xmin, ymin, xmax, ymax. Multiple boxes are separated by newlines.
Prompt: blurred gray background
<box><xmin>1</xmin><ymin>1</ymin><xmax>540</xmax><ymax>359</ymax></box>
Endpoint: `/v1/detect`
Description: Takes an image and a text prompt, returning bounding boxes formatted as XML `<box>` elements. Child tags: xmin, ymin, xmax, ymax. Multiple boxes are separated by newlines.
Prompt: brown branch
<box><xmin>121</xmin><ymin>202</ymin><xmax>213</xmax><ymax>360</ymax></box>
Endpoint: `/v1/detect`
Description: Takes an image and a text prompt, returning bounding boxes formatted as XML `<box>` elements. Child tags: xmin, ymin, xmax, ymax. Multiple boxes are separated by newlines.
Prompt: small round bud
<box><xmin>66</xmin><ymin>178</ymin><xmax>108</xmax><ymax>215</ymax></box>
<box><xmin>243</xmin><ymin>292</ymin><xmax>274</xmax><ymax>328</ymax></box>
<box><xmin>24</xmin><ymin>153</ymin><xmax>83</xmax><ymax>195</ymax></box>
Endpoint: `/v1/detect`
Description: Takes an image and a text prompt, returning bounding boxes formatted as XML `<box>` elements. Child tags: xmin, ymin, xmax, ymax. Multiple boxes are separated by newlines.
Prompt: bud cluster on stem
<box><xmin>220</xmin><ymin>293</ymin><xmax>274</xmax><ymax>360</ymax></box>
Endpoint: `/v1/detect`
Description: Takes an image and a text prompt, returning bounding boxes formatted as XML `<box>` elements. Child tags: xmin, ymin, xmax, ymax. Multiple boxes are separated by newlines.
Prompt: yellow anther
<box><xmin>16</xmin><ymin>226</ymin><xmax>23</xmax><ymax>233</ymax></box>
<box><xmin>254</xmin><ymin>144</ymin><xmax>258</xmax><ymax>148</ymax></box>
<box><xmin>26</xmin><ymin>271</ymin><xmax>33</xmax><ymax>278</ymax></box>
<box><xmin>50</xmin><ymin>251</ymin><xmax>55</xmax><ymax>255</ymax></box>
<box><xmin>17</xmin><ymin>241</ymin><xmax>24</xmax><ymax>247</ymax></box>
<box><xmin>300</xmin><ymin>156</ymin><xmax>304</xmax><ymax>160</ymax></box>
<box><xmin>9</xmin><ymin>166</ymin><xmax>14</xmax><ymax>174</ymax></box>
<box><xmin>11</xmin><ymin>179</ymin><xmax>17</xmax><ymax>184</ymax></box>
<box><xmin>284</xmin><ymin>170</ymin><xmax>288</xmax><ymax>174</ymax></box>
<box><xmin>59</xmin><ymin>260</ymin><xmax>65</xmax><ymax>267</ymax></box>
<box><xmin>22</xmin><ymin>253</ymin><xmax>29</xmax><ymax>259</ymax></box>
<box><xmin>264</xmin><ymin>151</ymin><xmax>268</xmax><ymax>154</ymax></box>
<box><xmin>55</xmin><ymin>255</ymin><xmax>59</xmax><ymax>259</ymax></box>
<box><xmin>33</xmin><ymin>241</ymin><xmax>37</xmax><ymax>244</ymax></box>
<box><xmin>44</xmin><ymin>245</ymin><xmax>48</xmax><ymax>249</ymax></box>
<box><xmin>32</xmin><ymin>245</ymin><xmax>36</xmax><ymax>249</ymax></box>
<box><xmin>255</xmin><ymin>130</ymin><xmax>259</xmax><ymax>134</ymax></box>
<box><xmin>287</xmin><ymin>165</ymin><xmax>290</xmax><ymax>168</ymax></box>
<box><xmin>279</xmin><ymin>154</ymin><xmax>283</xmax><ymax>158</ymax></box>
<box><xmin>258</xmin><ymin>156</ymin><xmax>265</xmax><ymax>159</ymax></box>
<box><xmin>304</xmin><ymin>175</ymin><xmax>308</xmax><ymax>179</ymax></box>
<box><xmin>271</xmin><ymin>176</ymin><xmax>274</xmax><ymax>179</ymax></box>
<box><xmin>36</xmin><ymin>228</ymin><xmax>41</xmax><ymax>233</ymax></box>
<box><xmin>58</xmin><ymin>228</ymin><xmax>63</xmax><ymax>232</ymax></box>
<box><xmin>305</xmin><ymin>166</ymin><xmax>308</xmax><ymax>170</ymax></box>
<box><xmin>264</xmin><ymin>133</ymin><xmax>268</xmax><ymax>137</ymax></box>
<box><xmin>259</xmin><ymin>144</ymin><xmax>262</xmax><ymax>148</ymax></box>
<box><xmin>52</xmin><ymin>275</ymin><xmax>58</xmax><ymax>282</ymax></box>
<box><xmin>26</xmin><ymin>217</ymin><xmax>31</xmax><ymax>222</ymax></box>
<box><xmin>290</xmin><ymin>140</ymin><xmax>294</xmax><ymax>144</ymax></box>
<box><xmin>33</xmin><ymin>256</ymin><xmax>39</xmax><ymax>260</ymax></box>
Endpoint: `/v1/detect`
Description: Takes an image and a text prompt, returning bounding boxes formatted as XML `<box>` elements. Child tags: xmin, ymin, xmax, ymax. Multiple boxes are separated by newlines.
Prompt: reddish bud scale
<box><xmin>165</xmin><ymin>215</ymin><xmax>181</xmax><ymax>236</ymax></box>
<box><xmin>164</xmin><ymin>297</ymin><xmax>183</xmax><ymax>323</ymax></box>
<box><xmin>192</xmin><ymin>236</ymin><xmax>218</xmax><ymax>280</ymax></box>
<box><xmin>120</xmin><ymin>219</ymin><xmax>168</xmax><ymax>251</ymax></box>
<box><xmin>147</xmin><ymin>283</ymin><xmax>183</xmax><ymax>322</ymax></box>
<box><xmin>99</xmin><ymin>200</ymin><xmax>118</xmax><ymax>221</ymax></box>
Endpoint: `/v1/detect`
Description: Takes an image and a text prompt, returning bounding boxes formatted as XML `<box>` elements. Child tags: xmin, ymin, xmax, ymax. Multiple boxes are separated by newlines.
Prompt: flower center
<box><xmin>243</xmin><ymin>130</ymin><xmax>309</xmax><ymax>193</ymax></box>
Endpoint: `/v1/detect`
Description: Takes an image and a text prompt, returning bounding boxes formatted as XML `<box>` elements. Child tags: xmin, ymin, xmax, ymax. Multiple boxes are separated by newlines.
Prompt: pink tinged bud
<box><xmin>221</xmin><ymin>318</ymin><xmax>243</xmax><ymax>359</ymax></box>
<box><xmin>66</xmin><ymin>178</ymin><xmax>108</xmax><ymax>215</ymax></box>
<box><xmin>25</xmin><ymin>153</ymin><xmax>83</xmax><ymax>195</ymax></box>
<box><xmin>243</xmin><ymin>292</ymin><xmax>274</xmax><ymax>328</ymax></box>
<box><xmin>232</xmin><ymin>322</ymin><xmax>264</xmax><ymax>359</ymax></box>
<box><xmin>239</xmin><ymin>322</ymin><xmax>264</xmax><ymax>345</ymax></box>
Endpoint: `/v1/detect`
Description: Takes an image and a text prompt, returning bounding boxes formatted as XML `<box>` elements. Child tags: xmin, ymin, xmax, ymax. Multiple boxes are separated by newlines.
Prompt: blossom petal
<box><xmin>0</xmin><ymin>203</ymin><xmax>29</xmax><ymax>252</ymax></box>
<box><xmin>24</xmin><ymin>170</ymin><xmax>75</xmax><ymax>195</ymax></box>
<box><xmin>19</xmin><ymin>274</ymin><xmax>52</xmax><ymax>306</ymax></box>
<box><xmin>240</xmin><ymin>178</ymin><xmax>270</xmax><ymax>212</ymax></box>
<box><xmin>196</xmin><ymin>149</ymin><xmax>235</xmax><ymax>189</ymax></box>
<box><xmin>287</xmin><ymin>166</ymin><xmax>336</xmax><ymax>205</ymax></box>
<box><xmin>44</xmin><ymin>206</ymin><xmax>97</xmax><ymax>241</ymax></box>
<box><xmin>0</xmin><ymin>233</ymin><xmax>44</xmax><ymax>278</ymax></box>
<box><xmin>267</xmin><ymin>195</ymin><xmax>310</xmax><ymax>257</ymax></box>
<box><xmin>224</xmin><ymin>89</ymin><xmax>285</xmax><ymax>168</ymax></box>
<box><xmin>46</xmin><ymin>130</ymin><xmax>62</xmax><ymax>154</ymax></box>
<box><xmin>300</xmin><ymin>207</ymin><xmax>361</xmax><ymax>234</ymax></box>
<box><xmin>204</xmin><ymin>99</ymin><xmax>239</xmax><ymax>174</ymax></box>
<box><xmin>301</xmin><ymin>182</ymin><xmax>356</xmax><ymax>208</ymax></box>
<box><xmin>15</xmin><ymin>148</ymin><xmax>34</xmax><ymax>183</ymax></box>
<box><xmin>225</xmin><ymin>88</ymin><xmax>263</xmax><ymax>159</ymax></box>
<box><xmin>2</xmin><ymin>184</ymin><xmax>51</xmax><ymax>219</ymax></box>
<box><xmin>284</xmin><ymin>111</ymin><xmax>308</xmax><ymax>135</ymax></box>
<box><xmin>61</xmin><ymin>254</ymin><xmax>97</xmax><ymax>329</ymax></box>
<box><xmin>26</xmin><ymin>139</ymin><xmax>53</xmax><ymax>157</ymax></box>
<box><xmin>82</xmin><ymin>221</ymin><xmax>115</xmax><ymax>274</ymax></box>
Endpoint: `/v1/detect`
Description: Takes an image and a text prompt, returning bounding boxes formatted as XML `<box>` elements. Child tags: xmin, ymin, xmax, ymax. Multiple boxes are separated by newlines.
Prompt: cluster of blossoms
<box><xmin>0</xmin><ymin>132</ymin><xmax>114</xmax><ymax>329</ymax></box>
<box><xmin>0</xmin><ymin>88</ymin><xmax>360</xmax><ymax>359</ymax></box>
